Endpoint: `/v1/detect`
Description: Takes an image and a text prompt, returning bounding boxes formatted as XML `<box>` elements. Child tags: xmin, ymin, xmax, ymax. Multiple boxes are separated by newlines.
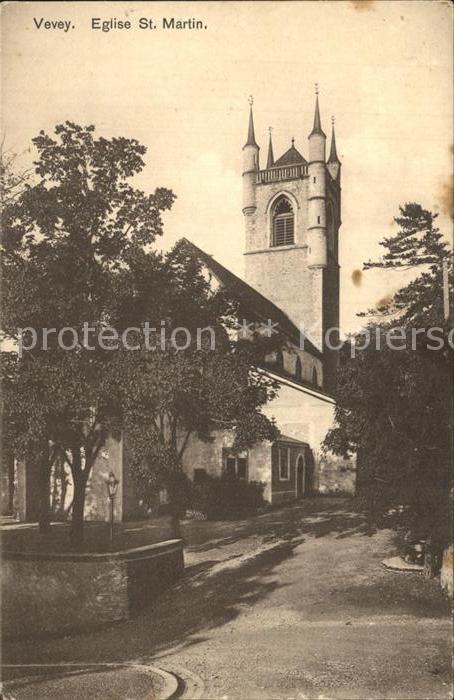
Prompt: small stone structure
<box><xmin>1</xmin><ymin>539</ymin><xmax>184</xmax><ymax>638</ymax></box>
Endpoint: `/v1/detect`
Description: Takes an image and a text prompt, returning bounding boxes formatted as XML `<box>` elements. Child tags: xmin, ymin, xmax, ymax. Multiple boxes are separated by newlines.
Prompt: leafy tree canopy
<box><xmin>1</xmin><ymin>122</ymin><xmax>175</xmax><ymax>539</ymax></box>
<box><xmin>326</xmin><ymin>203</ymin><xmax>453</xmax><ymax>569</ymax></box>
<box><xmin>108</xmin><ymin>239</ymin><xmax>280</xmax><ymax>529</ymax></box>
<box><xmin>2</xmin><ymin>124</ymin><xmax>280</xmax><ymax>542</ymax></box>
<box><xmin>361</xmin><ymin>203</ymin><xmax>451</xmax><ymax>327</ymax></box>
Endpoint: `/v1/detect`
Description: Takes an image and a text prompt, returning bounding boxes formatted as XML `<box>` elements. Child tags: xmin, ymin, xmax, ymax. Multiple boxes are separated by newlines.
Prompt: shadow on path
<box><xmin>3</xmin><ymin>538</ymin><xmax>300</xmax><ymax>675</ymax></box>
<box><xmin>183</xmin><ymin>497</ymin><xmax>368</xmax><ymax>553</ymax></box>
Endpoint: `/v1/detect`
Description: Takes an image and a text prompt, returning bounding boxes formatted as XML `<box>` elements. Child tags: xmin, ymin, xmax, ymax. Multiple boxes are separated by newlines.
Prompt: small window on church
<box><xmin>279</xmin><ymin>447</ymin><xmax>290</xmax><ymax>480</ymax></box>
<box><xmin>223</xmin><ymin>451</ymin><xmax>248</xmax><ymax>480</ymax></box>
<box><xmin>312</xmin><ymin>367</ymin><xmax>319</xmax><ymax>387</ymax></box>
<box><xmin>295</xmin><ymin>356</ymin><xmax>302</xmax><ymax>382</ymax></box>
<box><xmin>225</xmin><ymin>457</ymin><xmax>236</xmax><ymax>477</ymax></box>
<box><xmin>237</xmin><ymin>458</ymin><xmax>247</xmax><ymax>480</ymax></box>
<box><xmin>272</xmin><ymin>197</ymin><xmax>294</xmax><ymax>247</ymax></box>
<box><xmin>275</xmin><ymin>349</ymin><xmax>284</xmax><ymax>370</ymax></box>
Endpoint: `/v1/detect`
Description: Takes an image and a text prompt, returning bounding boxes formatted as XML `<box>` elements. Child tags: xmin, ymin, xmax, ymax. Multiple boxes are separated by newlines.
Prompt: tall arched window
<box><xmin>295</xmin><ymin>356</ymin><xmax>302</xmax><ymax>382</ymax></box>
<box><xmin>275</xmin><ymin>349</ymin><xmax>284</xmax><ymax>371</ymax></box>
<box><xmin>272</xmin><ymin>197</ymin><xmax>294</xmax><ymax>247</ymax></box>
<box><xmin>312</xmin><ymin>367</ymin><xmax>319</xmax><ymax>387</ymax></box>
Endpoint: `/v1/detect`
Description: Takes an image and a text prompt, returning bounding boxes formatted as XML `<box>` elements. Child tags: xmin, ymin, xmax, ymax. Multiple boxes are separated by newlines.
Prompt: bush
<box><xmin>190</xmin><ymin>474</ymin><xmax>266</xmax><ymax>519</ymax></box>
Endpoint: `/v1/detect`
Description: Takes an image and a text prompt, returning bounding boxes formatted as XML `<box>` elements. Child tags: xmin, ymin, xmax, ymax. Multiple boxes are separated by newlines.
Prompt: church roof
<box><xmin>180</xmin><ymin>238</ymin><xmax>322</xmax><ymax>360</ymax></box>
<box><xmin>273</xmin><ymin>146</ymin><xmax>307</xmax><ymax>167</ymax></box>
<box><xmin>277</xmin><ymin>434</ymin><xmax>309</xmax><ymax>447</ymax></box>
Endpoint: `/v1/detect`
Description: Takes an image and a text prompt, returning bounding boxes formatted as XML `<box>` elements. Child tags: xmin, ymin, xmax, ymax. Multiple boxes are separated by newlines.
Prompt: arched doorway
<box><xmin>296</xmin><ymin>454</ymin><xmax>306</xmax><ymax>498</ymax></box>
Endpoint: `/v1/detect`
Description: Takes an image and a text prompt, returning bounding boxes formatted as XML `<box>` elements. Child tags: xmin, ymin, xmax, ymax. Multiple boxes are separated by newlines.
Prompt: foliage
<box><xmin>0</xmin><ymin>144</ymin><xmax>32</xmax><ymax>207</ymax></box>
<box><xmin>189</xmin><ymin>473</ymin><xmax>266</xmax><ymax>519</ymax></box>
<box><xmin>361</xmin><ymin>203</ymin><xmax>451</xmax><ymax>326</ymax></box>
<box><xmin>326</xmin><ymin>203</ymin><xmax>453</xmax><ymax>571</ymax></box>
<box><xmin>2</xmin><ymin>122</ymin><xmax>174</xmax><ymax>339</ymax></box>
<box><xmin>2</xmin><ymin>124</ymin><xmax>280</xmax><ymax>542</ymax></box>
<box><xmin>111</xmin><ymin>239</ymin><xmax>280</xmax><ymax>533</ymax></box>
<box><xmin>1</xmin><ymin>122</ymin><xmax>175</xmax><ymax>540</ymax></box>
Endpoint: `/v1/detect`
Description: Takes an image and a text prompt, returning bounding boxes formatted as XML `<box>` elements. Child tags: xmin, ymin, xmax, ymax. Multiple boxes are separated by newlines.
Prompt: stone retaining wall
<box><xmin>1</xmin><ymin>539</ymin><xmax>184</xmax><ymax>639</ymax></box>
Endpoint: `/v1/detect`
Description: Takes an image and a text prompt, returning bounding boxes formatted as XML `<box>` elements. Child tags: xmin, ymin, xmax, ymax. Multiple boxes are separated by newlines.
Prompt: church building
<box><xmin>6</xmin><ymin>91</ymin><xmax>354</xmax><ymax>525</ymax></box>
<box><xmin>179</xmin><ymin>91</ymin><xmax>354</xmax><ymax>505</ymax></box>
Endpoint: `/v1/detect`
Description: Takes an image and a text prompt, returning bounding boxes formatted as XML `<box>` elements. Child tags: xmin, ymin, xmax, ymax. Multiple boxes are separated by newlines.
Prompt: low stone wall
<box><xmin>1</xmin><ymin>539</ymin><xmax>184</xmax><ymax>639</ymax></box>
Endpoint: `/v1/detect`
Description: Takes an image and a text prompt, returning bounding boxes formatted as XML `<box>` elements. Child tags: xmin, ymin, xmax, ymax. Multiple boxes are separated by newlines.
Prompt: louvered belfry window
<box><xmin>272</xmin><ymin>197</ymin><xmax>294</xmax><ymax>246</ymax></box>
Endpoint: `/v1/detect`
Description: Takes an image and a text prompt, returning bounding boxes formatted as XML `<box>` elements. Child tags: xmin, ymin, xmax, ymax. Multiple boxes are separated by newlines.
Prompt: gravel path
<box><xmin>3</xmin><ymin>498</ymin><xmax>452</xmax><ymax>699</ymax></box>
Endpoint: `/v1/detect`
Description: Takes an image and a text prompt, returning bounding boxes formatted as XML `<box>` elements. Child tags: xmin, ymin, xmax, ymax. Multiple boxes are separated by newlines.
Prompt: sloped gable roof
<box><xmin>278</xmin><ymin>434</ymin><xmax>309</xmax><ymax>447</ymax></box>
<box><xmin>273</xmin><ymin>146</ymin><xmax>307</xmax><ymax>167</ymax></box>
<box><xmin>180</xmin><ymin>238</ymin><xmax>321</xmax><ymax>360</ymax></box>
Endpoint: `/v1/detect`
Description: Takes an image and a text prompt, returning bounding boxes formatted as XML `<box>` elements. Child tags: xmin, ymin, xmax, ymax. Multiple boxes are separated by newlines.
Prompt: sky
<box><xmin>2</xmin><ymin>0</ymin><xmax>453</xmax><ymax>333</ymax></box>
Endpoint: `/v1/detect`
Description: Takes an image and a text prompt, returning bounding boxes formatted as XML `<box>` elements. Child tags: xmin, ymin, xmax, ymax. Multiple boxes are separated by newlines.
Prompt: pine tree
<box><xmin>326</xmin><ymin>203</ymin><xmax>453</xmax><ymax>574</ymax></box>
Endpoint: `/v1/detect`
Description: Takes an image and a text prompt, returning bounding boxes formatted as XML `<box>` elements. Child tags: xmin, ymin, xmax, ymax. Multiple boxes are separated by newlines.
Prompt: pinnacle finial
<box><xmin>291</xmin><ymin>137</ymin><xmax>295</xmax><ymax>147</ymax></box>
<box><xmin>267</xmin><ymin>127</ymin><xmax>274</xmax><ymax>168</ymax></box>
<box><xmin>328</xmin><ymin>117</ymin><xmax>340</xmax><ymax>165</ymax></box>
<box><xmin>244</xmin><ymin>97</ymin><xmax>258</xmax><ymax>148</ymax></box>
<box><xmin>310</xmin><ymin>86</ymin><xmax>325</xmax><ymax>138</ymax></box>
<box><xmin>331</xmin><ymin>115</ymin><xmax>335</xmax><ymax>126</ymax></box>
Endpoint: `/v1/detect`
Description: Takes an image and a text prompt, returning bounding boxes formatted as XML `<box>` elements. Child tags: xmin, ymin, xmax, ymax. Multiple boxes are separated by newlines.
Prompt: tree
<box><xmin>326</xmin><ymin>203</ymin><xmax>453</xmax><ymax>574</ymax></box>
<box><xmin>1</xmin><ymin>143</ymin><xmax>32</xmax><ymax>206</ymax></box>
<box><xmin>1</xmin><ymin>146</ymin><xmax>33</xmax><ymax>519</ymax></box>
<box><xmin>362</xmin><ymin>203</ymin><xmax>451</xmax><ymax>326</ymax></box>
<box><xmin>2</xmin><ymin>124</ymin><xmax>280</xmax><ymax>545</ymax></box>
<box><xmin>1</xmin><ymin>122</ymin><xmax>175</xmax><ymax>543</ymax></box>
<box><xmin>111</xmin><ymin>240</ymin><xmax>280</xmax><ymax>537</ymax></box>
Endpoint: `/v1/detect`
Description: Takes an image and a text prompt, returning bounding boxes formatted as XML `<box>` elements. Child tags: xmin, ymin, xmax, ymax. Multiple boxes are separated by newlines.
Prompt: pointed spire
<box><xmin>244</xmin><ymin>95</ymin><xmax>258</xmax><ymax>148</ymax></box>
<box><xmin>266</xmin><ymin>127</ymin><xmax>274</xmax><ymax>168</ymax></box>
<box><xmin>310</xmin><ymin>84</ymin><xmax>326</xmax><ymax>138</ymax></box>
<box><xmin>328</xmin><ymin>116</ymin><xmax>340</xmax><ymax>163</ymax></box>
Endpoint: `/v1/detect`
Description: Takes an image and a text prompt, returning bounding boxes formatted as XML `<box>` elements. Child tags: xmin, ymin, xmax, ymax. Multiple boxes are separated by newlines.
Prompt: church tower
<box><xmin>242</xmin><ymin>89</ymin><xmax>341</xmax><ymax>391</ymax></box>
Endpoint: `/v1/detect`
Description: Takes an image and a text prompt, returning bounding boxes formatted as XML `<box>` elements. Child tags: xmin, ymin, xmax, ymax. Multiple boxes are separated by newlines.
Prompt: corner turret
<box><xmin>307</xmin><ymin>86</ymin><xmax>327</xmax><ymax>269</ymax></box>
<box><xmin>242</xmin><ymin>96</ymin><xmax>259</xmax><ymax>214</ymax></box>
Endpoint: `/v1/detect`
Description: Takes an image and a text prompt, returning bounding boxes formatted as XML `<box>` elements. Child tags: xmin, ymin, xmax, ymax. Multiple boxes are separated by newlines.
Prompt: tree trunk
<box><xmin>167</xmin><ymin>455</ymin><xmax>186</xmax><ymax>540</ymax></box>
<box><xmin>69</xmin><ymin>447</ymin><xmax>88</xmax><ymax>547</ymax></box>
<box><xmin>38</xmin><ymin>445</ymin><xmax>51</xmax><ymax>534</ymax></box>
<box><xmin>68</xmin><ymin>429</ymin><xmax>104</xmax><ymax>547</ymax></box>
<box><xmin>70</xmin><ymin>473</ymin><xmax>87</xmax><ymax>546</ymax></box>
<box><xmin>423</xmin><ymin>535</ymin><xmax>444</xmax><ymax>579</ymax></box>
<box><xmin>60</xmin><ymin>471</ymin><xmax>69</xmax><ymax>518</ymax></box>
